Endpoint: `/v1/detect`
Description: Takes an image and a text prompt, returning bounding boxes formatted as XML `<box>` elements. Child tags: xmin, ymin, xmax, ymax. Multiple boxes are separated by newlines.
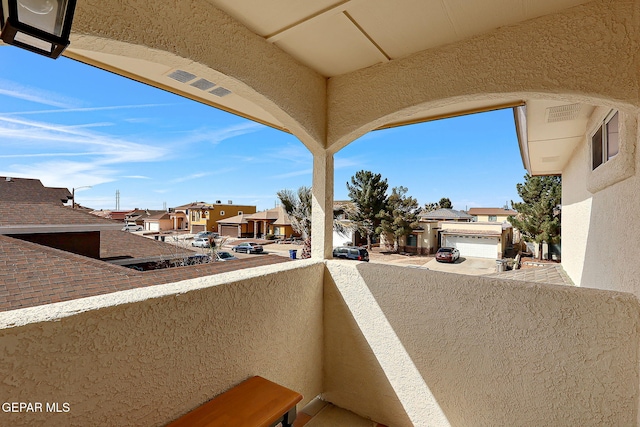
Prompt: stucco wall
<box><xmin>328</xmin><ymin>0</ymin><xmax>640</xmax><ymax>151</ymax></box>
<box><xmin>323</xmin><ymin>262</ymin><xmax>639</xmax><ymax>427</ymax></box>
<box><xmin>562</xmin><ymin>110</ymin><xmax>640</xmax><ymax>295</ymax></box>
<box><xmin>0</xmin><ymin>262</ymin><xmax>324</xmax><ymax>427</ymax></box>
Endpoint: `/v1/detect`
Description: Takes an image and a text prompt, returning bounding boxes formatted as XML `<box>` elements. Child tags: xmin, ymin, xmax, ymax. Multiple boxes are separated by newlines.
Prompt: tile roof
<box><xmin>419</xmin><ymin>208</ymin><xmax>473</xmax><ymax>220</ymax></box>
<box><xmin>0</xmin><ymin>235</ymin><xmax>291</xmax><ymax>312</ymax></box>
<box><xmin>0</xmin><ymin>177</ymin><xmax>71</xmax><ymax>203</ymax></box>
<box><xmin>468</xmin><ymin>207</ymin><xmax>517</xmax><ymax>216</ymax></box>
<box><xmin>217</xmin><ymin>213</ymin><xmax>248</xmax><ymax>225</ymax></box>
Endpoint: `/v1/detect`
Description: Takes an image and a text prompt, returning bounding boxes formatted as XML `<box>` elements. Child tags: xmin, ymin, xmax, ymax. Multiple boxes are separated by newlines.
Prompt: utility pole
<box><xmin>116</xmin><ymin>190</ymin><xmax>120</xmax><ymax>210</ymax></box>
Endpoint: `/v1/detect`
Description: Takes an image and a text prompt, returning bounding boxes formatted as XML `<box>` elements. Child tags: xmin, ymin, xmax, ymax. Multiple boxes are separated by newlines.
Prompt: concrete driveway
<box><xmin>424</xmin><ymin>256</ymin><xmax>496</xmax><ymax>276</ymax></box>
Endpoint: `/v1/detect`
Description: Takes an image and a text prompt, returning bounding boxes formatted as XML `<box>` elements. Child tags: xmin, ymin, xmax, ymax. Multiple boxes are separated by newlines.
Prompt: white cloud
<box><xmin>0</xmin><ymin>103</ymin><xmax>171</xmax><ymax>116</ymax></box>
<box><xmin>0</xmin><ymin>78</ymin><xmax>80</xmax><ymax>108</ymax></box>
<box><xmin>0</xmin><ymin>114</ymin><xmax>170</xmax><ymax>189</ymax></box>
<box><xmin>271</xmin><ymin>169</ymin><xmax>312</xmax><ymax>179</ymax></box>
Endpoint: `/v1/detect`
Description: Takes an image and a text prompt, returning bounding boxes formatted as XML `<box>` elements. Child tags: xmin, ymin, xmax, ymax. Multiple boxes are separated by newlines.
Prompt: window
<box><xmin>488</xmin><ymin>215</ymin><xmax>497</xmax><ymax>222</ymax></box>
<box><xmin>220</xmin><ymin>210</ymin><xmax>225</xmax><ymax>216</ymax></box>
<box><xmin>592</xmin><ymin>110</ymin><xmax>619</xmax><ymax>170</ymax></box>
<box><xmin>406</xmin><ymin>234</ymin><xmax>417</xmax><ymax>247</ymax></box>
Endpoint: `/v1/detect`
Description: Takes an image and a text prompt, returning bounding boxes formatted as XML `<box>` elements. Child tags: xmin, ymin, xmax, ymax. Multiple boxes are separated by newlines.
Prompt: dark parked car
<box><xmin>332</xmin><ymin>246</ymin><xmax>369</xmax><ymax>262</ymax></box>
<box><xmin>232</xmin><ymin>242</ymin><xmax>264</xmax><ymax>254</ymax></box>
<box><xmin>436</xmin><ymin>247</ymin><xmax>460</xmax><ymax>263</ymax></box>
<box><xmin>215</xmin><ymin>251</ymin><xmax>238</xmax><ymax>261</ymax></box>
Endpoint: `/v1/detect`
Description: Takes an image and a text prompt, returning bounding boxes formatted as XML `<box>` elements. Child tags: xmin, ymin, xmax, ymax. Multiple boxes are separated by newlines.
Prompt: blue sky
<box><xmin>0</xmin><ymin>46</ymin><xmax>526</xmax><ymax>211</ymax></box>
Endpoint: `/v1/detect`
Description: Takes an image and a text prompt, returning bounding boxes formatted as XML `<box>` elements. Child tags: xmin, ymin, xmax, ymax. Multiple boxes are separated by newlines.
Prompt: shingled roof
<box><xmin>0</xmin><ymin>235</ymin><xmax>289</xmax><ymax>312</ymax></box>
<box><xmin>0</xmin><ymin>176</ymin><xmax>71</xmax><ymax>203</ymax></box>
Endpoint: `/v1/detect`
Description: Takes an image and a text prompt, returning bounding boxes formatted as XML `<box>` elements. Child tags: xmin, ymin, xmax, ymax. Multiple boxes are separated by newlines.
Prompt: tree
<box><xmin>346</xmin><ymin>170</ymin><xmax>388</xmax><ymax>249</ymax></box>
<box><xmin>423</xmin><ymin>197</ymin><xmax>453</xmax><ymax>212</ymax></box>
<box><xmin>509</xmin><ymin>174</ymin><xmax>561</xmax><ymax>260</ymax></box>
<box><xmin>277</xmin><ymin>186</ymin><xmax>355</xmax><ymax>259</ymax></box>
<box><xmin>277</xmin><ymin>186</ymin><xmax>313</xmax><ymax>258</ymax></box>
<box><xmin>376</xmin><ymin>186</ymin><xmax>420</xmax><ymax>252</ymax></box>
<box><xmin>438</xmin><ymin>197</ymin><xmax>453</xmax><ymax>209</ymax></box>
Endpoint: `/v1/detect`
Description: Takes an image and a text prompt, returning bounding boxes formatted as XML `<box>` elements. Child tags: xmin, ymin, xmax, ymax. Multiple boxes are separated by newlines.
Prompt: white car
<box><xmin>192</xmin><ymin>237</ymin><xmax>214</xmax><ymax>248</ymax></box>
<box><xmin>122</xmin><ymin>224</ymin><xmax>143</xmax><ymax>232</ymax></box>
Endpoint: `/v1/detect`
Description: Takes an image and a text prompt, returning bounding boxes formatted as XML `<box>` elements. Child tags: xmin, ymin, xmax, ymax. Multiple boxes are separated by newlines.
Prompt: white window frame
<box><xmin>587</xmin><ymin>108</ymin><xmax>634</xmax><ymax>194</ymax></box>
<box><xmin>592</xmin><ymin>110</ymin><xmax>619</xmax><ymax>170</ymax></box>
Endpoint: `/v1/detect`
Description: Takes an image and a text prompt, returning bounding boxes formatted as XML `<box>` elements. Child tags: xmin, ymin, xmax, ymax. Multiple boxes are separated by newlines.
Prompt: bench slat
<box><xmin>167</xmin><ymin>376</ymin><xmax>303</xmax><ymax>427</ymax></box>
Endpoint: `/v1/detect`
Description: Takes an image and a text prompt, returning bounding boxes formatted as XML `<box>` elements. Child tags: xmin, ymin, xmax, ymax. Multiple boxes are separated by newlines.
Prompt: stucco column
<box><xmin>311</xmin><ymin>151</ymin><xmax>334</xmax><ymax>259</ymax></box>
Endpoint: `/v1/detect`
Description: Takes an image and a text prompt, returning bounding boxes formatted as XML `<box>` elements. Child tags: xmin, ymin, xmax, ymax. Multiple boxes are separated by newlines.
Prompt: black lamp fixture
<box><xmin>0</xmin><ymin>0</ymin><xmax>77</xmax><ymax>59</ymax></box>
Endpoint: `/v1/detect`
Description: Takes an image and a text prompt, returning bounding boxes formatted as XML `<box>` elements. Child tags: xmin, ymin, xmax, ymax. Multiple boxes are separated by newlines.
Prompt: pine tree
<box><xmin>376</xmin><ymin>186</ymin><xmax>420</xmax><ymax>252</ymax></box>
<box><xmin>509</xmin><ymin>174</ymin><xmax>561</xmax><ymax>260</ymax></box>
<box><xmin>346</xmin><ymin>170</ymin><xmax>388</xmax><ymax>249</ymax></box>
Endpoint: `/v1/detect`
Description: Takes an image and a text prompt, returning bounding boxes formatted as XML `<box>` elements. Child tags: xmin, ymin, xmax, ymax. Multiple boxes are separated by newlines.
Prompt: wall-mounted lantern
<box><xmin>0</xmin><ymin>0</ymin><xmax>77</xmax><ymax>59</ymax></box>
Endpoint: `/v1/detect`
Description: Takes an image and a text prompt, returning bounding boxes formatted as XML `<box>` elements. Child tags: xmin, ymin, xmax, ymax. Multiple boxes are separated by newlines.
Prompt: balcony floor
<box><xmin>294</xmin><ymin>399</ymin><xmax>387</xmax><ymax>427</ymax></box>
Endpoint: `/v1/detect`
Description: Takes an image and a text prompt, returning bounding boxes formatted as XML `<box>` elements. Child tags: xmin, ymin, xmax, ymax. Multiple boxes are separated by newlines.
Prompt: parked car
<box><xmin>194</xmin><ymin>231</ymin><xmax>219</xmax><ymax>240</ymax></box>
<box><xmin>122</xmin><ymin>224</ymin><xmax>143</xmax><ymax>232</ymax></box>
<box><xmin>192</xmin><ymin>237</ymin><xmax>214</xmax><ymax>248</ymax></box>
<box><xmin>332</xmin><ymin>246</ymin><xmax>369</xmax><ymax>262</ymax></box>
<box><xmin>215</xmin><ymin>251</ymin><xmax>238</xmax><ymax>261</ymax></box>
<box><xmin>232</xmin><ymin>242</ymin><xmax>264</xmax><ymax>254</ymax></box>
<box><xmin>436</xmin><ymin>247</ymin><xmax>460</xmax><ymax>263</ymax></box>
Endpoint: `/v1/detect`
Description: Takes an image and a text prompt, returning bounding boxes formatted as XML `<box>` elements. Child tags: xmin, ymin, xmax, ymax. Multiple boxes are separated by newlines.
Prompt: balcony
<box><xmin>1</xmin><ymin>260</ymin><xmax>637</xmax><ymax>426</ymax></box>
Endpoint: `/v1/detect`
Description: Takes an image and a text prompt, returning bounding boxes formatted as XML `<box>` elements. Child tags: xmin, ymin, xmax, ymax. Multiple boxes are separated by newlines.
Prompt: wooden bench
<box><xmin>166</xmin><ymin>376</ymin><xmax>303</xmax><ymax>427</ymax></box>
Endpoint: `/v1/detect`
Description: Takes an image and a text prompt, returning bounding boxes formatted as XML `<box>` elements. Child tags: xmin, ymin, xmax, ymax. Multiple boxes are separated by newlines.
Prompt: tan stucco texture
<box><xmin>0</xmin><ymin>262</ymin><xmax>324</xmax><ymax>427</ymax></box>
<box><xmin>323</xmin><ymin>261</ymin><xmax>639</xmax><ymax>427</ymax></box>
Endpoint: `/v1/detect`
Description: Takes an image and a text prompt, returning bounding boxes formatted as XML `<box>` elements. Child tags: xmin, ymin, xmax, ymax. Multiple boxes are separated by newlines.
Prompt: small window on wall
<box><xmin>488</xmin><ymin>215</ymin><xmax>497</xmax><ymax>222</ymax></box>
<box><xmin>406</xmin><ymin>234</ymin><xmax>417</xmax><ymax>247</ymax></box>
<box><xmin>220</xmin><ymin>211</ymin><xmax>225</xmax><ymax>216</ymax></box>
<box><xmin>592</xmin><ymin>110</ymin><xmax>619</xmax><ymax>170</ymax></box>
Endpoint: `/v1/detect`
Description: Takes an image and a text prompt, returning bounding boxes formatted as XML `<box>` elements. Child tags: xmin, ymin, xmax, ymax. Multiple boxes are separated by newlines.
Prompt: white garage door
<box><xmin>147</xmin><ymin>222</ymin><xmax>160</xmax><ymax>232</ymax></box>
<box><xmin>444</xmin><ymin>235</ymin><xmax>498</xmax><ymax>259</ymax></box>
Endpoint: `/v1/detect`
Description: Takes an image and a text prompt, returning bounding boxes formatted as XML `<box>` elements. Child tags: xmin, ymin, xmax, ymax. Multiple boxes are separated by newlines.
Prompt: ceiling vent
<box><xmin>546</xmin><ymin>103</ymin><xmax>582</xmax><ymax>123</ymax></box>
<box><xmin>190</xmin><ymin>78</ymin><xmax>216</xmax><ymax>91</ymax></box>
<box><xmin>167</xmin><ymin>70</ymin><xmax>197</xmax><ymax>83</ymax></box>
<box><xmin>210</xmin><ymin>87</ymin><xmax>232</xmax><ymax>97</ymax></box>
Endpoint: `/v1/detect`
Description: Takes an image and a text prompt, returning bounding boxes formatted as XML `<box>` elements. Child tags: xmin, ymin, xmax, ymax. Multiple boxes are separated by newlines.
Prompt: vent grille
<box><xmin>166</xmin><ymin>69</ymin><xmax>233</xmax><ymax>97</ymax></box>
<box><xmin>546</xmin><ymin>103</ymin><xmax>581</xmax><ymax>123</ymax></box>
<box><xmin>190</xmin><ymin>78</ymin><xmax>216</xmax><ymax>91</ymax></box>
<box><xmin>210</xmin><ymin>87</ymin><xmax>232</xmax><ymax>97</ymax></box>
<box><xmin>167</xmin><ymin>70</ymin><xmax>197</xmax><ymax>83</ymax></box>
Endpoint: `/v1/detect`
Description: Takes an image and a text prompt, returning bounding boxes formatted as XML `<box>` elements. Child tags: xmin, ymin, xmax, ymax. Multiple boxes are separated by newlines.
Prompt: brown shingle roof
<box><xmin>0</xmin><ymin>202</ymin><xmax>121</xmax><ymax>228</ymax></box>
<box><xmin>99</xmin><ymin>230</ymin><xmax>192</xmax><ymax>260</ymax></box>
<box><xmin>0</xmin><ymin>177</ymin><xmax>71</xmax><ymax>203</ymax></box>
<box><xmin>0</xmin><ymin>235</ymin><xmax>290</xmax><ymax>312</ymax></box>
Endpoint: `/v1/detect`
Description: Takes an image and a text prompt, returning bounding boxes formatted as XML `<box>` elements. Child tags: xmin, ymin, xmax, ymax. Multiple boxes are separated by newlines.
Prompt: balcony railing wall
<box><xmin>1</xmin><ymin>261</ymin><xmax>638</xmax><ymax>426</ymax></box>
<box><xmin>324</xmin><ymin>262</ymin><xmax>640</xmax><ymax>427</ymax></box>
<box><xmin>0</xmin><ymin>262</ymin><xmax>325</xmax><ymax>427</ymax></box>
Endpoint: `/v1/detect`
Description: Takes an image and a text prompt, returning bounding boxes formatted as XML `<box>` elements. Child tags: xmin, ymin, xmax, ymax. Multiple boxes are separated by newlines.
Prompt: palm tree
<box><xmin>277</xmin><ymin>186</ymin><xmax>353</xmax><ymax>259</ymax></box>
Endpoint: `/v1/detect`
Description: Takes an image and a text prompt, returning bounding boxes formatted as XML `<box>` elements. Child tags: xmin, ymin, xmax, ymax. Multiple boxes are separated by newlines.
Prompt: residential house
<box><xmin>2</xmin><ymin>2</ymin><xmax>639</xmax><ymax>427</ymax></box>
<box><xmin>468</xmin><ymin>207</ymin><xmax>517</xmax><ymax>223</ymax></box>
<box><xmin>216</xmin><ymin>213</ymin><xmax>253</xmax><ymax>238</ymax></box>
<box><xmin>440</xmin><ymin>221</ymin><xmax>513</xmax><ymax>259</ymax></box>
<box><xmin>179</xmin><ymin>201</ymin><xmax>257</xmax><ymax>234</ymax></box>
<box><xmin>124</xmin><ymin>209</ymin><xmax>166</xmax><ymax>227</ymax></box>
<box><xmin>243</xmin><ymin>206</ymin><xmax>298</xmax><ymax>239</ymax></box>
<box><xmin>143</xmin><ymin>212</ymin><xmax>174</xmax><ymax>232</ymax></box>
<box><xmin>405</xmin><ymin>208</ymin><xmax>473</xmax><ymax>254</ymax></box>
